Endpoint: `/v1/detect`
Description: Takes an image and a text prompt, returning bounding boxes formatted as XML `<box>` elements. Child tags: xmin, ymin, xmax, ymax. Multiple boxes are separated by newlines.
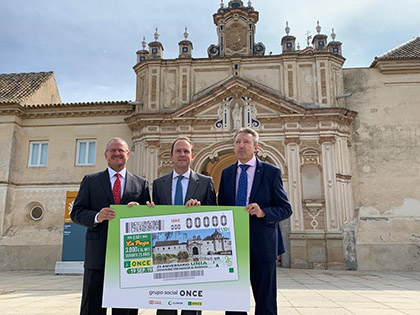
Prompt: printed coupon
<box><xmin>119</xmin><ymin>210</ymin><xmax>238</xmax><ymax>288</ymax></box>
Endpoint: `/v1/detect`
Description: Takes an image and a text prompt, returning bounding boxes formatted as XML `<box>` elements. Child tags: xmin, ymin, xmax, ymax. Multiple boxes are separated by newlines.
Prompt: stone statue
<box><xmin>232</xmin><ymin>103</ymin><xmax>242</xmax><ymax>129</ymax></box>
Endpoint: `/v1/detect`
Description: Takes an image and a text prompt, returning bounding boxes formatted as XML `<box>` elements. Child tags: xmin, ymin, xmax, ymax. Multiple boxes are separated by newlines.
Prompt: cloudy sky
<box><xmin>1</xmin><ymin>0</ymin><xmax>419</xmax><ymax>103</ymax></box>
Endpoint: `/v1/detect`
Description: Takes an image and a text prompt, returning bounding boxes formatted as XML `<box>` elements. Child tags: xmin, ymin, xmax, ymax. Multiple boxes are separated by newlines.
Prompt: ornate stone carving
<box><xmin>215</xmin><ymin>96</ymin><xmax>260</xmax><ymax>130</ymax></box>
<box><xmin>241</xmin><ymin>96</ymin><xmax>260</xmax><ymax>128</ymax></box>
<box><xmin>151</xmin><ymin>75</ymin><xmax>157</xmax><ymax>103</ymax></box>
<box><xmin>215</xmin><ymin>97</ymin><xmax>233</xmax><ymax>129</ymax></box>
<box><xmin>139</xmin><ymin>75</ymin><xmax>146</xmax><ymax>103</ymax></box>
<box><xmin>319</xmin><ymin>136</ymin><xmax>336</xmax><ymax>144</ymax></box>
<box><xmin>253</xmin><ymin>42</ymin><xmax>265</xmax><ymax>56</ymax></box>
<box><xmin>284</xmin><ymin>138</ymin><xmax>301</xmax><ymax>145</ymax></box>
<box><xmin>288</xmin><ymin>71</ymin><xmax>294</xmax><ymax>97</ymax></box>
<box><xmin>321</xmin><ymin>68</ymin><xmax>327</xmax><ymax>104</ymax></box>
<box><xmin>301</xmin><ymin>148</ymin><xmax>320</xmax><ymax>165</ymax></box>
<box><xmin>182</xmin><ymin>75</ymin><xmax>188</xmax><ymax>101</ymax></box>
<box><xmin>304</xmin><ymin>200</ymin><xmax>324</xmax><ymax>230</ymax></box>
<box><xmin>226</xmin><ymin>22</ymin><xmax>247</xmax><ymax>52</ymax></box>
<box><xmin>207</xmin><ymin>44</ymin><xmax>220</xmax><ymax>57</ymax></box>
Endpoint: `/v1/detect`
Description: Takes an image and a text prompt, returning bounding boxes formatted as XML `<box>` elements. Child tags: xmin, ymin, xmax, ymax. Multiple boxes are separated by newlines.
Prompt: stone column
<box><xmin>133</xmin><ymin>141</ymin><xmax>145</xmax><ymax>177</ymax></box>
<box><xmin>340</xmin><ymin>138</ymin><xmax>354</xmax><ymax>224</ymax></box>
<box><xmin>285</xmin><ymin>138</ymin><xmax>303</xmax><ymax>231</ymax></box>
<box><xmin>132</xmin><ymin>136</ymin><xmax>160</xmax><ymax>184</ymax></box>
<box><xmin>144</xmin><ymin>140</ymin><xmax>160</xmax><ymax>183</ymax></box>
<box><xmin>320</xmin><ymin>136</ymin><xmax>340</xmax><ymax>231</ymax></box>
<box><xmin>0</xmin><ymin>185</ymin><xmax>6</xmax><ymax>236</ymax></box>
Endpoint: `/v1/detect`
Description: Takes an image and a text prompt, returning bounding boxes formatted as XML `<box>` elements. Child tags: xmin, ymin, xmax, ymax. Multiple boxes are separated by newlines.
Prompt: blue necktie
<box><xmin>174</xmin><ymin>175</ymin><xmax>184</xmax><ymax>205</ymax></box>
<box><xmin>236</xmin><ymin>165</ymin><xmax>250</xmax><ymax>206</ymax></box>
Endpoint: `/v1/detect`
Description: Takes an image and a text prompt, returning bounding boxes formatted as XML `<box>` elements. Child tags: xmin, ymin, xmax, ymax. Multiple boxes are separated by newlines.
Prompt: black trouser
<box><xmin>225</xmin><ymin>252</ymin><xmax>277</xmax><ymax>315</ymax></box>
<box><xmin>80</xmin><ymin>268</ymin><xmax>138</xmax><ymax>315</ymax></box>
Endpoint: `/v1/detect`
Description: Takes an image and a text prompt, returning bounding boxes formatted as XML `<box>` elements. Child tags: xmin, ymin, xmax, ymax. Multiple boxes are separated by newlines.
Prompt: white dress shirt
<box><xmin>235</xmin><ymin>156</ymin><xmax>257</xmax><ymax>205</ymax></box>
<box><xmin>94</xmin><ymin>167</ymin><xmax>127</xmax><ymax>224</ymax></box>
<box><xmin>108</xmin><ymin>167</ymin><xmax>127</xmax><ymax>199</ymax></box>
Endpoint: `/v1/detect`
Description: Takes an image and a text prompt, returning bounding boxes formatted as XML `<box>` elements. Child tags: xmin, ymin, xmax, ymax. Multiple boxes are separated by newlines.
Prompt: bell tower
<box><xmin>208</xmin><ymin>0</ymin><xmax>265</xmax><ymax>57</ymax></box>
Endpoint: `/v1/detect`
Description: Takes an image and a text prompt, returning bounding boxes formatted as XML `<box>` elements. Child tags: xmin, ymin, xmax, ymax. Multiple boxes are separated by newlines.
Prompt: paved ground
<box><xmin>0</xmin><ymin>268</ymin><xmax>419</xmax><ymax>314</ymax></box>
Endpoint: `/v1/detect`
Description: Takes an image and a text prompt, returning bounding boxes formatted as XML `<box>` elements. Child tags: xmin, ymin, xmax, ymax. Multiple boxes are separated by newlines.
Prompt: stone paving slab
<box><xmin>0</xmin><ymin>268</ymin><xmax>419</xmax><ymax>314</ymax></box>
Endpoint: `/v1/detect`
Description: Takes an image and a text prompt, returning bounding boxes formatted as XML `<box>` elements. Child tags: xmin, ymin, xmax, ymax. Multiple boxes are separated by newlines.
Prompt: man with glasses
<box><xmin>71</xmin><ymin>137</ymin><xmax>150</xmax><ymax>315</ymax></box>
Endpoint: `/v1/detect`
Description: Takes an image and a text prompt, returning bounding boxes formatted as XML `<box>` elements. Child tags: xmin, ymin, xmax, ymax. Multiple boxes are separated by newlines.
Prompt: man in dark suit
<box><xmin>71</xmin><ymin>137</ymin><xmax>150</xmax><ymax>315</ymax></box>
<box><xmin>151</xmin><ymin>137</ymin><xmax>216</xmax><ymax>315</ymax></box>
<box><xmin>218</xmin><ymin>128</ymin><xmax>292</xmax><ymax>315</ymax></box>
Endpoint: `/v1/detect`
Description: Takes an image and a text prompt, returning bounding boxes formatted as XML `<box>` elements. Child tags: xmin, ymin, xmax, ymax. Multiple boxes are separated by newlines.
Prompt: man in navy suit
<box><xmin>71</xmin><ymin>137</ymin><xmax>150</xmax><ymax>315</ymax></box>
<box><xmin>218</xmin><ymin>128</ymin><xmax>292</xmax><ymax>315</ymax></box>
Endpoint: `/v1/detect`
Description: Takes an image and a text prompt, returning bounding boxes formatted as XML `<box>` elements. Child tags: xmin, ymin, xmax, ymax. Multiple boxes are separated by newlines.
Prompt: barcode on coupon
<box><xmin>153</xmin><ymin>270</ymin><xmax>204</xmax><ymax>280</ymax></box>
<box><xmin>125</xmin><ymin>220</ymin><xmax>165</xmax><ymax>233</ymax></box>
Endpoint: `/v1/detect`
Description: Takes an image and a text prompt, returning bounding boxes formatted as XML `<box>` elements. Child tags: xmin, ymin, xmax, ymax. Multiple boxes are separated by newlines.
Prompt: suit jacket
<box><xmin>218</xmin><ymin>158</ymin><xmax>292</xmax><ymax>262</ymax></box>
<box><xmin>71</xmin><ymin>169</ymin><xmax>150</xmax><ymax>269</ymax></box>
<box><xmin>152</xmin><ymin>170</ymin><xmax>216</xmax><ymax>206</ymax></box>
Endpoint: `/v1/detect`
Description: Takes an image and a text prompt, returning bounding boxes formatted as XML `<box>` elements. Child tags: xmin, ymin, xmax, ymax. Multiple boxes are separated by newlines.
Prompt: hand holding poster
<box><xmin>103</xmin><ymin>205</ymin><xmax>250</xmax><ymax>312</ymax></box>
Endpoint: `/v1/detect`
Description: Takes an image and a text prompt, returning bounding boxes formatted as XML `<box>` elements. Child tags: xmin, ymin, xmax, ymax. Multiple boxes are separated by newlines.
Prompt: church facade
<box><xmin>1</xmin><ymin>0</ymin><xmax>419</xmax><ymax>271</ymax></box>
<box><xmin>153</xmin><ymin>230</ymin><xmax>232</xmax><ymax>257</ymax></box>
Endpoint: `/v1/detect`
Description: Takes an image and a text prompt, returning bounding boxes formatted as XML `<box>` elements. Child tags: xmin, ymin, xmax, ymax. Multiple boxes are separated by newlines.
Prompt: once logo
<box><xmin>130</xmin><ymin>259</ymin><xmax>152</xmax><ymax>267</ymax></box>
<box><xmin>179</xmin><ymin>290</ymin><xmax>203</xmax><ymax>297</ymax></box>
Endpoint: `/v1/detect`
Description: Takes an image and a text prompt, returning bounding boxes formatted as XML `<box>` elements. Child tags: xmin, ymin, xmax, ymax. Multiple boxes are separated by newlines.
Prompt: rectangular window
<box><xmin>76</xmin><ymin>140</ymin><xmax>96</xmax><ymax>166</ymax></box>
<box><xmin>29</xmin><ymin>141</ymin><xmax>49</xmax><ymax>167</ymax></box>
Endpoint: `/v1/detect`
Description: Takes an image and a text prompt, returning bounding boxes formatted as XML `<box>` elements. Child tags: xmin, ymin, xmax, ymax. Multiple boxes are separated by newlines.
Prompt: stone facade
<box><xmin>0</xmin><ymin>98</ymin><xmax>135</xmax><ymax>269</ymax></box>
<box><xmin>0</xmin><ymin>1</ymin><xmax>419</xmax><ymax>271</ymax></box>
<box><xmin>342</xmin><ymin>41</ymin><xmax>420</xmax><ymax>270</ymax></box>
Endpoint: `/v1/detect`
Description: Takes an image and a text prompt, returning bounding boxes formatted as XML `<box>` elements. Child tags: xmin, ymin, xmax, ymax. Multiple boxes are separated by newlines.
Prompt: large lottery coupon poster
<box><xmin>103</xmin><ymin>205</ymin><xmax>250</xmax><ymax>312</ymax></box>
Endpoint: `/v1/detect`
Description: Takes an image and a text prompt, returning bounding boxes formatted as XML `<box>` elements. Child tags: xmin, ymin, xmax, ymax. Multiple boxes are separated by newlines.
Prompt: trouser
<box><xmin>80</xmin><ymin>268</ymin><xmax>138</xmax><ymax>315</ymax></box>
<box><xmin>225</xmin><ymin>252</ymin><xmax>277</xmax><ymax>315</ymax></box>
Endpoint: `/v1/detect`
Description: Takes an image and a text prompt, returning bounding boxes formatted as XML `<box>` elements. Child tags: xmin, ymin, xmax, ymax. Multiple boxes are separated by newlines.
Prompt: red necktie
<box><xmin>113</xmin><ymin>173</ymin><xmax>121</xmax><ymax>205</ymax></box>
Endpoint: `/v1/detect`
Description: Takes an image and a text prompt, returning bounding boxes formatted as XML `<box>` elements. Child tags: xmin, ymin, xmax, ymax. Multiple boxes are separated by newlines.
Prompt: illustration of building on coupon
<box><xmin>119</xmin><ymin>210</ymin><xmax>239</xmax><ymax>289</ymax></box>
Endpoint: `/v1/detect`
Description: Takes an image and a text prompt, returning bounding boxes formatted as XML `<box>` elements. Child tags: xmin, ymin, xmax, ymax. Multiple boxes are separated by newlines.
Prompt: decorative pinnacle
<box><xmin>285</xmin><ymin>21</ymin><xmax>290</xmax><ymax>35</ymax></box>
<box><xmin>297</xmin><ymin>42</ymin><xmax>300</xmax><ymax>50</ymax></box>
<box><xmin>142</xmin><ymin>36</ymin><xmax>146</xmax><ymax>49</ymax></box>
<box><xmin>184</xmin><ymin>27</ymin><xmax>189</xmax><ymax>40</ymax></box>
<box><xmin>331</xmin><ymin>28</ymin><xmax>336</xmax><ymax>41</ymax></box>
<box><xmin>154</xmin><ymin>28</ymin><xmax>159</xmax><ymax>41</ymax></box>
<box><xmin>305</xmin><ymin>30</ymin><xmax>312</xmax><ymax>46</ymax></box>
<box><xmin>248</xmin><ymin>1</ymin><xmax>252</xmax><ymax>7</ymax></box>
<box><xmin>220</xmin><ymin>0</ymin><xmax>224</xmax><ymax>8</ymax></box>
<box><xmin>316</xmin><ymin>21</ymin><xmax>321</xmax><ymax>34</ymax></box>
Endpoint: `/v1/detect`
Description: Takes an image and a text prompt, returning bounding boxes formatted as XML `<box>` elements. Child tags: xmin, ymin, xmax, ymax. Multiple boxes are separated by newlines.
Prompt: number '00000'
<box><xmin>185</xmin><ymin>214</ymin><xmax>228</xmax><ymax>229</ymax></box>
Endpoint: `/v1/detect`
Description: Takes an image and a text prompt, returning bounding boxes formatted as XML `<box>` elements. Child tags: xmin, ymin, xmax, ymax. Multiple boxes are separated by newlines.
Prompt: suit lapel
<box><xmin>99</xmin><ymin>169</ymin><xmax>114</xmax><ymax>204</ymax></box>
<box><xmin>228</xmin><ymin>163</ymin><xmax>238</xmax><ymax>205</ymax></box>
<box><xmin>162</xmin><ymin>173</ymin><xmax>173</xmax><ymax>205</ymax></box>
<box><xmin>121</xmin><ymin>172</ymin><xmax>133</xmax><ymax>204</ymax></box>
<box><xmin>249</xmin><ymin>159</ymin><xmax>264</xmax><ymax>203</ymax></box>
<box><xmin>185</xmin><ymin>171</ymin><xmax>199</xmax><ymax>202</ymax></box>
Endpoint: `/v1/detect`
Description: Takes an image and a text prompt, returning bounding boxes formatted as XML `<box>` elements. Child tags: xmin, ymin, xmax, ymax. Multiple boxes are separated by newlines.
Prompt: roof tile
<box><xmin>0</xmin><ymin>71</ymin><xmax>54</xmax><ymax>102</ymax></box>
<box><xmin>371</xmin><ymin>37</ymin><xmax>420</xmax><ymax>66</ymax></box>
